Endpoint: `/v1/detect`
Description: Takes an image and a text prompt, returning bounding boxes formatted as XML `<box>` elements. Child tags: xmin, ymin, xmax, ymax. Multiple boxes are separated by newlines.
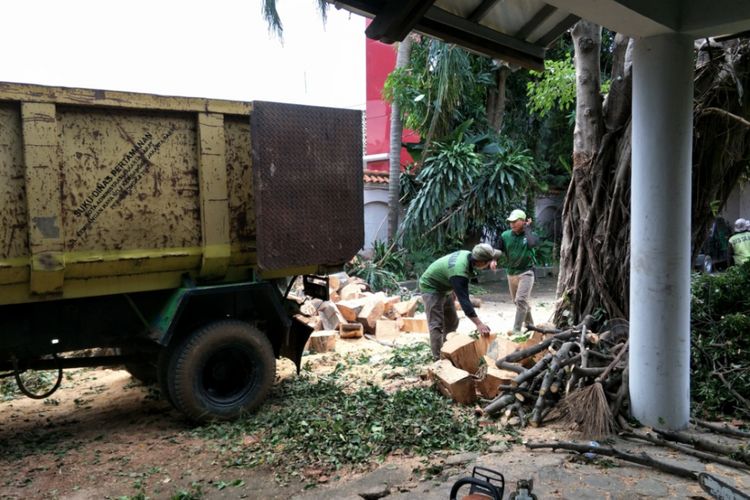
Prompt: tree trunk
<box><xmin>555</xmin><ymin>32</ymin><xmax>750</xmax><ymax>326</ymax></box>
<box><xmin>556</xmin><ymin>22</ymin><xmax>630</xmax><ymax>323</ymax></box>
<box><xmin>387</xmin><ymin>36</ymin><xmax>413</xmax><ymax>241</ymax></box>
<box><xmin>486</xmin><ymin>64</ymin><xmax>511</xmax><ymax>133</ymax></box>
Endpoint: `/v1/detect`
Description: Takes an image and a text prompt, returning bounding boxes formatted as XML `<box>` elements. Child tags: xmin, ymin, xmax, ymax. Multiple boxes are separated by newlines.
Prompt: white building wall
<box><xmin>363</xmin><ymin>184</ymin><xmax>389</xmax><ymax>257</ymax></box>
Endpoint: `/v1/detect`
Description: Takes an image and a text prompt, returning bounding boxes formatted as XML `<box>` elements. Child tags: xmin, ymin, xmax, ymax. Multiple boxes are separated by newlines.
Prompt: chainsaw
<box><xmin>450</xmin><ymin>466</ymin><xmax>538</xmax><ymax>500</ymax></box>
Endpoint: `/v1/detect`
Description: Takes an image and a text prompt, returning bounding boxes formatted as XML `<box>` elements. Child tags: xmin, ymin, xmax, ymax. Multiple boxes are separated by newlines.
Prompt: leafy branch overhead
<box><xmin>400</xmin><ymin>130</ymin><xmax>539</xmax><ymax>247</ymax></box>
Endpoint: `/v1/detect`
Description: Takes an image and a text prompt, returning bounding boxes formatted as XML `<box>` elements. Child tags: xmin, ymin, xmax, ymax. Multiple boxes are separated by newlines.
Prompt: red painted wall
<box><xmin>365</xmin><ymin>28</ymin><xmax>419</xmax><ymax>173</ymax></box>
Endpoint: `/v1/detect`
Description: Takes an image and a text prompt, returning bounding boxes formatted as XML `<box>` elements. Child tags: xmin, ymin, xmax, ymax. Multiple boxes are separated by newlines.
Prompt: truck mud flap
<box><xmin>281</xmin><ymin>317</ymin><xmax>313</xmax><ymax>373</ymax></box>
<box><xmin>251</xmin><ymin>101</ymin><xmax>363</xmax><ymax>272</ymax></box>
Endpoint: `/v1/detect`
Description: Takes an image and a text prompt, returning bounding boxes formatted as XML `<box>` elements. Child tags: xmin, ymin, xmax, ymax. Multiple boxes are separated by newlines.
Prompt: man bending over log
<box><xmin>419</xmin><ymin>243</ymin><xmax>502</xmax><ymax>360</ymax></box>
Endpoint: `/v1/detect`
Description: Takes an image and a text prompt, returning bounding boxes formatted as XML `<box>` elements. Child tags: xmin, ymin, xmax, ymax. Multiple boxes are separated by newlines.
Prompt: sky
<box><xmin>0</xmin><ymin>0</ymin><xmax>366</xmax><ymax>110</ymax></box>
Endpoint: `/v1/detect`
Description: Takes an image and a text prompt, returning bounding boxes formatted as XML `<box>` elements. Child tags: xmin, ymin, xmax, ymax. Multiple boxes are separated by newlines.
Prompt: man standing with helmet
<box><xmin>497</xmin><ymin>209</ymin><xmax>538</xmax><ymax>334</ymax></box>
<box><xmin>729</xmin><ymin>218</ymin><xmax>750</xmax><ymax>266</ymax></box>
<box><xmin>419</xmin><ymin>243</ymin><xmax>502</xmax><ymax>360</ymax></box>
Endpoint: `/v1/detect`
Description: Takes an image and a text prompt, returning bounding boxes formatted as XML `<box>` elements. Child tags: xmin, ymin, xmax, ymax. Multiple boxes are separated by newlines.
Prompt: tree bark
<box><xmin>486</xmin><ymin>64</ymin><xmax>511</xmax><ymax>133</ymax></box>
<box><xmin>387</xmin><ymin>36</ymin><xmax>413</xmax><ymax>241</ymax></box>
<box><xmin>555</xmin><ymin>35</ymin><xmax>750</xmax><ymax>326</ymax></box>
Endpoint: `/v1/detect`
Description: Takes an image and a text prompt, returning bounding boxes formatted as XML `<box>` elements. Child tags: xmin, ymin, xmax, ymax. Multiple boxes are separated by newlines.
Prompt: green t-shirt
<box><xmin>499</xmin><ymin>228</ymin><xmax>536</xmax><ymax>275</ymax></box>
<box><xmin>419</xmin><ymin>250</ymin><xmax>475</xmax><ymax>294</ymax></box>
<box><xmin>729</xmin><ymin>231</ymin><xmax>750</xmax><ymax>265</ymax></box>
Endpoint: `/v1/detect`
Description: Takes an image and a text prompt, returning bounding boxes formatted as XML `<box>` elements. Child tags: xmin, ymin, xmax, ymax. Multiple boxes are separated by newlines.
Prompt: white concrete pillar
<box><xmin>630</xmin><ymin>34</ymin><xmax>694</xmax><ymax>429</ymax></box>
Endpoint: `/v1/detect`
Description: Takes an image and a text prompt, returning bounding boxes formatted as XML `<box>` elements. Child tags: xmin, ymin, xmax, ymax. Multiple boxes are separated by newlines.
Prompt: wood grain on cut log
<box><xmin>309</xmin><ymin>330</ymin><xmax>337</xmax><ymax>353</ymax></box>
<box><xmin>441</xmin><ymin>334</ymin><xmax>482</xmax><ymax>374</ymax></box>
<box><xmin>401</xmin><ymin>317</ymin><xmax>428</xmax><ymax>333</ymax></box>
<box><xmin>375</xmin><ymin>319</ymin><xmax>400</xmax><ymax>340</ymax></box>
<box><xmin>429</xmin><ymin>359</ymin><xmax>476</xmax><ymax>404</ymax></box>
<box><xmin>357</xmin><ymin>298</ymin><xmax>385</xmax><ymax>334</ymax></box>
<box><xmin>475</xmin><ymin>366</ymin><xmax>517</xmax><ymax>399</ymax></box>
<box><xmin>339</xmin><ymin>322</ymin><xmax>364</xmax><ymax>339</ymax></box>
<box><xmin>318</xmin><ymin>301</ymin><xmax>344</xmax><ymax>331</ymax></box>
<box><xmin>336</xmin><ymin>298</ymin><xmax>368</xmax><ymax>322</ymax></box>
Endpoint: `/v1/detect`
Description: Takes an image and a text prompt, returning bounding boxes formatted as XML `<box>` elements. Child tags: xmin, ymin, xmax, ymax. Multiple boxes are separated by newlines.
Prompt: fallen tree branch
<box><xmin>496</xmin><ymin>361</ymin><xmax>525</xmax><ymax>374</ymax></box>
<box><xmin>496</xmin><ymin>330</ymin><xmax>577</xmax><ymax>365</ymax></box>
<box><xmin>691</xmin><ymin>418</ymin><xmax>750</xmax><ymax>439</ymax></box>
<box><xmin>621</xmin><ymin>431</ymin><xmax>750</xmax><ymax>471</ymax></box>
<box><xmin>654</xmin><ymin>428</ymin><xmax>750</xmax><ymax>465</ymax></box>
<box><xmin>513</xmin><ymin>353</ymin><xmax>553</xmax><ymax>385</ymax></box>
<box><xmin>525</xmin><ymin>440</ymin><xmax>698</xmax><ymax>480</ymax></box>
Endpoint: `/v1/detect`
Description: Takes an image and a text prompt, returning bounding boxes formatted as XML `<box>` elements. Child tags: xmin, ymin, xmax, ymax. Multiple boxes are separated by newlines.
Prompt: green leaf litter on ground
<box><xmin>194</xmin><ymin>370</ymin><xmax>506</xmax><ymax>482</ymax></box>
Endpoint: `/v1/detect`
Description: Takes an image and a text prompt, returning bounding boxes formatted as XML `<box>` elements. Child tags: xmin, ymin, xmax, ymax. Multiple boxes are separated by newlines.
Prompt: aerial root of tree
<box><xmin>554</xmin><ymin>25</ymin><xmax>750</xmax><ymax>326</ymax></box>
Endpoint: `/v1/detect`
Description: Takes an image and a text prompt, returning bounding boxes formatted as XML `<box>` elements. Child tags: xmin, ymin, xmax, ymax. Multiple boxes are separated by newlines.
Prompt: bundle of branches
<box><xmin>482</xmin><ymin>320</ymin><xmax>630</xmax><ymax>438</ymax></box>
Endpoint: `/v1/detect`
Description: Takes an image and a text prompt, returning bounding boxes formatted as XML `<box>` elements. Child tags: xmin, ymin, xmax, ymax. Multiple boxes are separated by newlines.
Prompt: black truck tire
<box><xmin>166</xmin><ymin>320</ymin><xmax>276</xmax><ymax>422</ymax></box>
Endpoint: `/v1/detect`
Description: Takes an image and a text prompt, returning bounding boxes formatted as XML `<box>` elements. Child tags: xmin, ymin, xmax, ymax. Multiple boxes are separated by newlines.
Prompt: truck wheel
<box><xmin>167</xmin><ymin>320</ymin><xmax>275</xmax><ymax>422</ymax></box>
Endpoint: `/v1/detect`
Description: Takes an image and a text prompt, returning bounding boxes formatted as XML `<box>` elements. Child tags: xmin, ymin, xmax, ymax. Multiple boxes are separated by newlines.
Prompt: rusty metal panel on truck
<box><xmin>0</xmin><ymin>82</ymin><xmax>363</xmax><ymax>306</ymax></box>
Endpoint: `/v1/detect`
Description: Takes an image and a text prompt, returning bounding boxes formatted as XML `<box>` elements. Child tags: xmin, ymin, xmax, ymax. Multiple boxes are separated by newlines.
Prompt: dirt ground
<box><xmin>0</xmin><ymin>276</ymin><xmax>746</xmax><ymax>499</ymax></box>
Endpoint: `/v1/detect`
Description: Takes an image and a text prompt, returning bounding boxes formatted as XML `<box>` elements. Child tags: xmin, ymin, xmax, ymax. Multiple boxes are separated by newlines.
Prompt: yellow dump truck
<box><xmin>0</xmin><ymin>82</ymin><xmax>363</xmax><ymax>421</ymax></box>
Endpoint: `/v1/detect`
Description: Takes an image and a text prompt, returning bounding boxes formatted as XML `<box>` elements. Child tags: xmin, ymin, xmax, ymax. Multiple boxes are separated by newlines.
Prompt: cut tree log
<box><xmin>440</xmin><ymin>334</ymin><xmax>481</xmax><ymax>374</ymax></box>
<box><xmin>336</xmin><ymin>298</ymin><xmax>369</xmax><ymax>322</ymax></box>
<box><xmin>357</xmin><ymin>298</ymin><xmax>385</xmax><ymax>334</ymax></box>
<box><xmin>375</xmin><ymin>319</ymin><xmax>400</xmax><ymax>340</ymax></box>
<box><xmin>382</xmin><ymin>295</ymin><xmax>401</xmax><ymax>314</ymax></box>
<box><xmin>309</xmin><ymin>330</ymin><xmax>337</xmax><ymax>353</ymax></box>
<box><xmin>318</xmin><ymin>301</ymin><xmax>344</xmax><ymax>331</ymax></box>
<box><xmin>474</xmin><ymin>334</ymin><xmax>497</xmax><ymax>358</ymax></box>
<box><xmin>327</xmin><ymin>272</ymin><xmax>349</xmax><ymax>293</ymax></box>
<box><xmin>401</xmin><ymin>317</ymin><xmax>428</xmax><ymax>333</ymax></box>
<box><xmin>429</xmin><ymin>359</ymin><xmax>476</xmax><ymax>404</ymax></box>
<box><xmin>393</xmin><ymin>297</ymin><xmax>420</xmax><ymax>317</ymax></box>
<box><xmin>340</xmin><ymin>282</ymin><xmax>366</xmax><ymax>300</ymax></box>
<box><xmin>339</xmin><ymin>322</ymin><xmax>364</xmax><ymax>339</ymax></box>
<box><xmin>476</xmin><ymin>366</ymin><xmax>518</xmax><ymax>399</ymax></box>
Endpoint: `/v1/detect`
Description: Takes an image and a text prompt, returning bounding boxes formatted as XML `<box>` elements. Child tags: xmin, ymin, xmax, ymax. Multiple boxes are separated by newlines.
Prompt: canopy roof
<box><xmin>331</xmin><ymin>0</ymin><xmax>750</xmax><ymax>69</ymax></box>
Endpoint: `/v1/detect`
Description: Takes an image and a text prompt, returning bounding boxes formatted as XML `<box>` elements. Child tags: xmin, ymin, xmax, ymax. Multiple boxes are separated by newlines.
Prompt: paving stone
<box><xmin>631</xmin><ymin>477</ymin><xmax>670</xmax><ymax>497</ymax></box>
<box><xmin>444</xmin><ymin>452</ymin><xmax>479</xmax><ymax>466</ymax></box>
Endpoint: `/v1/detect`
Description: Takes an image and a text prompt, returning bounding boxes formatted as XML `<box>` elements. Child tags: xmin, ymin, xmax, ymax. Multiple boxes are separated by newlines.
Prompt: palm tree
<box><xmin>387</xmin><ymin>37</ymin><xmax>413</xmax><ymax>240</ymax></box>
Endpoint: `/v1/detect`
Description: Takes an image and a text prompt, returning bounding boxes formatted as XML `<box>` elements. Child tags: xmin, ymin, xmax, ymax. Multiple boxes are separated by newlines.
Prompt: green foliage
<box><xmin>345</xmin><ymin>256</ymin><xmax>401</xmax><ymax>294</ymax></box>
<box><xmin>400</xmin><ymin>133</ymin><xmax>537</xmax><ymax>248</ymax></box>
<box><xmin>372</xmin><ymin>239</ymin><xmax>408</xmax><ymax>279</ymax></box>
<box><xmin>194</xmin><ymin>373</ymin><xmax>496</xmax><ymax>483</ymax></box>
<box><xmin>526</xmin><ymin>56</ymin><xmax>577</xmax><ymax>117</ymax></box>
<box><xmin>384</xmin><ymin>38</ymin><xmax>495</xmax><ymax>139</ymax></box>
<box><xmin>0</xmin><ymin>377</ymin><xmax>16</xmax><ymax>401</ymax></box>
<box><xmin>691</xmin><ymin>262</ymin><xmax>750</xmax><ymax>417</ymax></box>
<box><xmin>385</xmin><ymin>343</ymin><xmax>433</xmax><ymax>374</ymax></box>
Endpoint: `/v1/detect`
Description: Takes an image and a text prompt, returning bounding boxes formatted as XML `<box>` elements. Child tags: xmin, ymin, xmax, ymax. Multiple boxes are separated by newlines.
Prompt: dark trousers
<box><xmin>422</xmin><ymin>292</ymin><xmax>460</xmax><ymax>360</ymax></box>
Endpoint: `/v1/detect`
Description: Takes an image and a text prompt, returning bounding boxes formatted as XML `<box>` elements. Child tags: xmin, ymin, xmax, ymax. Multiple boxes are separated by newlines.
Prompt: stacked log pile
<box><xmin>427</xmin><ymin>331</ymin><xmax>546</xmax><ymax>413</ymax></box>
<box><xmin>292</xmin><ymin>273</ymin><xmax>429</xmax><ymax>353</ymax></box>
<box><xmin>481</xmin><ymin>320</ymin><xmax>631</xmax><ymax>433</ymax></box>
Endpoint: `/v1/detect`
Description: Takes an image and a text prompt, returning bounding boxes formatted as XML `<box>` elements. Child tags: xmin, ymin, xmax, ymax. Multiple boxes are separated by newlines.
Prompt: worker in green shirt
<box><xmin>419</xmin><ymin>243</ymin><xmax>502</xmax><ymax>360</ymax></box>
<box><xmin>497</xmin><ymin>209</ymin><xmax>538</xmax><ymax>334</ymax></box>
<box><xmin>729</xmin><ymin>218</ymin><xmax>750</xmax><ymax>266</ymax></box>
